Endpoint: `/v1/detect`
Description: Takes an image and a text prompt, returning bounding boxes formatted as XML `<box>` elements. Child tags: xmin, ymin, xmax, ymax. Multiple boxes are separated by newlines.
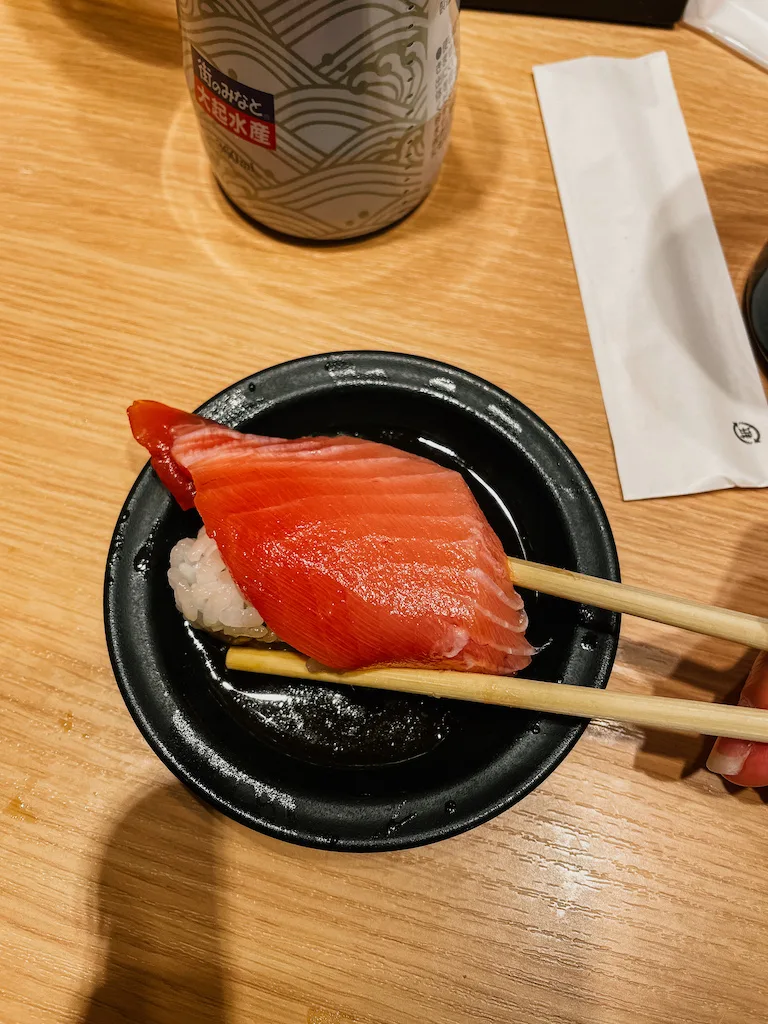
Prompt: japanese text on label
<box><xmin>192</xmin><ymin>47</ymin><xmax>276</xmax><ymax>150</ymax></box>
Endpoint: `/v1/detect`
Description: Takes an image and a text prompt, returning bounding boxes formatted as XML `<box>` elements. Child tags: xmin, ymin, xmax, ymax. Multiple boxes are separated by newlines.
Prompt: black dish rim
<box><xmin>104</xmin><ymin>350</ymin><xmax>620</xmax><ymax>852</ymax></box>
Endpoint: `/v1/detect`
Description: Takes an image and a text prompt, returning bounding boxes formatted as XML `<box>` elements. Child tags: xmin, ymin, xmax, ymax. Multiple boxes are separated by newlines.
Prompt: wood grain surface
<box><xmin>2</xmin><ymin>2</ymin><xmax>768</xmax><ymax>1021</ymax></box>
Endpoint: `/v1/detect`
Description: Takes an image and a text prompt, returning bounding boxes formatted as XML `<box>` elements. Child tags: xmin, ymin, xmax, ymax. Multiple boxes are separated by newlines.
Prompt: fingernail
<box><xmin>706</xmin><ymin>744</ymin><xmax>751</xmax><ymax>778</ymax></box>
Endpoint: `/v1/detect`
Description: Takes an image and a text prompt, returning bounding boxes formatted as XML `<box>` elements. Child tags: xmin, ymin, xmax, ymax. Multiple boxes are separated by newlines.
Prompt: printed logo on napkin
<box><xmin>192</xmin><ymin>47</ymin><xmax>276</xmax><ymax>151</ymax></box>
<box><xmin>733</xmin><ymin>422</ymin><xmax>761</xmax><ymax>445</ymax></box>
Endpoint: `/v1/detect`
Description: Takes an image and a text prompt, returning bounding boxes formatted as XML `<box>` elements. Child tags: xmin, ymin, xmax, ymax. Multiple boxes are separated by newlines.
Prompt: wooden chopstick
<box><xmin>225</xmin><ymin>648</ymin><xmax>768</xmax><ymax>742</ymax></box>
<box><xmin>507</xmin><ymin>557</ymin><xmax>768</xmax><ymax>651</ymax></box>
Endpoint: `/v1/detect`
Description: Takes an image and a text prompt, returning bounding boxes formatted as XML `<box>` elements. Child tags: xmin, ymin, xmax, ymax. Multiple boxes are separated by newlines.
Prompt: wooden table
<box><xmin>3</xmin><ymin>2</ymin><xmax>768</xmax><ymax>1021</ymax></box>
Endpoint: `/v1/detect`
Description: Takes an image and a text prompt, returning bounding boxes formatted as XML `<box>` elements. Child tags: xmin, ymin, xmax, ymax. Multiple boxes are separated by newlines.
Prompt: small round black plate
<box><xmin>744</xmin><ymin>242</ymin><xmax>768</xmax><ymax>366</ymax></box>
<box><xmin>105</xmin><ymin>352</ymin><xmax>620</xmax><ymax>852</ymax></box>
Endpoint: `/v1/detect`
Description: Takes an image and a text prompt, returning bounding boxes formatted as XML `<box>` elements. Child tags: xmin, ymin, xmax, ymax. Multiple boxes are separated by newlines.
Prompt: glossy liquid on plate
<box><xmin>214</xmin><ymin>670</ymin><xmax>453</xmax><ymax>768</ymax></box>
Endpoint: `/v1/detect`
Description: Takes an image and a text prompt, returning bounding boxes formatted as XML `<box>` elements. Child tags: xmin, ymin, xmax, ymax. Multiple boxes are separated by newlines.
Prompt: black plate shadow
<box><xmin>105</xmin><ymin>351</ymin><xmax>620</xmax><ymax>852</ymax></box>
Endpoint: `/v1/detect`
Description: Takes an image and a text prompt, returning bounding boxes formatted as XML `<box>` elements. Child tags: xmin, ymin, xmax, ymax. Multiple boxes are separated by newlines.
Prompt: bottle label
<box><xmin>179</xmin><ymin>0</ymin><xmax>459</xmax><ymax>239</ymax></box>
<box><xmin>429</xmin><ymin>1</ymin><xmax>459</xmax><ymax>120</ymax></box>
<box><xmin>191</xmin><ymin>47</ymin><xmax>276</xmax><ymax>151</ymax></box>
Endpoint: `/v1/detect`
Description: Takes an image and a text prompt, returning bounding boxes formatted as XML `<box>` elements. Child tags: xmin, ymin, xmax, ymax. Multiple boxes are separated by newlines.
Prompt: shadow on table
<box><xmin>623</xmin><ymin>523</ymin><xmax>768</xmax><ymax>797</ymax></box>
<box><xmin>52</xmin><ymin>0</ymin><xmax>180</xmax><ymax>68</ymax></box>
<box><xmin>79</xmin><ymin>782</ymin><xmax>229</xmax><ymax>1024</ymax></box>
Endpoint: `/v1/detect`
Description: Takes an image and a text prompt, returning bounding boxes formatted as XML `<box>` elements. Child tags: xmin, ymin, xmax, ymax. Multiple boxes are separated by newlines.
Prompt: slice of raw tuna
<box><xmin>128</xmin><ymin>401</ymin><xmax>534</xmax><ymax>674</ymax></box>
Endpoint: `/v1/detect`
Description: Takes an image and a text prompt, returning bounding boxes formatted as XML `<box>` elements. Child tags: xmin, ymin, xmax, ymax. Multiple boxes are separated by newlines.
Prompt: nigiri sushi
<box><xmin>128</xmin><ymin>400</ymin><xmax>535</xmax><ymax>675</ymax></box>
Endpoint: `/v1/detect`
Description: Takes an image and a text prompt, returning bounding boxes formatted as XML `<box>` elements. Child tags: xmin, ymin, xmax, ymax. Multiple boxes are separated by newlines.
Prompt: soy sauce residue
<box><xmin>133</xmin><ymin>525</ymin><xmax>158</xmax><ymax>576</ymax></box>
<box><xmin>213</xmin><ymin>672</ymin><xmax>451</xmax><ymax>768</ymax></box>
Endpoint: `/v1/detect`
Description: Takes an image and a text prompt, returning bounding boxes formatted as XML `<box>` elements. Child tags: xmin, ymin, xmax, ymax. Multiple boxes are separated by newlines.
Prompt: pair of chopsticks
<box><xmin>225</xmin><ymin>558</ymin><xmax>768</xmax><ymax>742</ymax></box>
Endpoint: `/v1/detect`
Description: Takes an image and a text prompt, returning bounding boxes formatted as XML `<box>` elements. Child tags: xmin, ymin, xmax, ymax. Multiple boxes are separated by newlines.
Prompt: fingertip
<box><xmin>706</xmin><ymin>744</ymin><xmax>750</xmax><ymax>781</ymax></box>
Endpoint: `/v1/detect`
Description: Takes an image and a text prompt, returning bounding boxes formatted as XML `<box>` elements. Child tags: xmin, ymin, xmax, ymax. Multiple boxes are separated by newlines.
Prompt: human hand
<box><xmin>707</xmin><ymin>651</ymin><xmax>768</xmax><ymax>787</ymax></box>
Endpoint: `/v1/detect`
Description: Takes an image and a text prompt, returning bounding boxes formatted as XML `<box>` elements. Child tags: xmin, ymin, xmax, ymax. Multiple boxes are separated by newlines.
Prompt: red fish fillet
<box><xmin>128</xmin><ymin>400</ymin><xmax>534</xmax><ymax>675</ymax></box>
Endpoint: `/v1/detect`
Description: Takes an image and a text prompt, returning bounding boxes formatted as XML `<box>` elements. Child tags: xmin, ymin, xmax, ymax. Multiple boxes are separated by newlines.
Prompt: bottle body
<box><xmin>177</xmin><ymin>0</ymin><xmax>459</xmax><ymax>240</ymax></box>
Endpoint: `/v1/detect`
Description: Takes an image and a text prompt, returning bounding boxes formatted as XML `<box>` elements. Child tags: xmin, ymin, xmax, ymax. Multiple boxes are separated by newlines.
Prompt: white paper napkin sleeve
<box><xmin>684</xmin><ymin>0</ymin><xmax>768</xmax><ymax>72</ymax></box>
<box><xmin>533</xmin><ymin>51</ymin><xmax>768</xmax><ymax>501</ymax></box>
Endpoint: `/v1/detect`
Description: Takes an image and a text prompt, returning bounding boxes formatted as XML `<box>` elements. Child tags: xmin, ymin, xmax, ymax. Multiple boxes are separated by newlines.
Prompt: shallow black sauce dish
<box><xmin>105</xmin><ymin>351</ymin><xmax>620</xmax><ymax>851</ymax></box>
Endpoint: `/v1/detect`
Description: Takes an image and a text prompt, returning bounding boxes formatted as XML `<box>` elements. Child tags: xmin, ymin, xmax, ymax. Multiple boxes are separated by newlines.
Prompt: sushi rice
<box><xmin>168</xmin><ymin>527</ymin><xmax>278</xmax><ymax>643</ymax></box>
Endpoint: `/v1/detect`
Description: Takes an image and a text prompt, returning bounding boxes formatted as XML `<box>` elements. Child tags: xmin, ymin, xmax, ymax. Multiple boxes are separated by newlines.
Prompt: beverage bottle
<box><xmin>177</xmin><ymin>0</ymin><xmax>459</xmax><ymax>240</ymax></box>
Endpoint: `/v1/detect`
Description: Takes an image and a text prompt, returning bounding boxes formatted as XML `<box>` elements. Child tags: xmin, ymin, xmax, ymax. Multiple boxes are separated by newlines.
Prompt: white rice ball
<box><xmin>168</xmin><ymin>527</ymin><xmax>278</xmax><ymax>643</ymax></box>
